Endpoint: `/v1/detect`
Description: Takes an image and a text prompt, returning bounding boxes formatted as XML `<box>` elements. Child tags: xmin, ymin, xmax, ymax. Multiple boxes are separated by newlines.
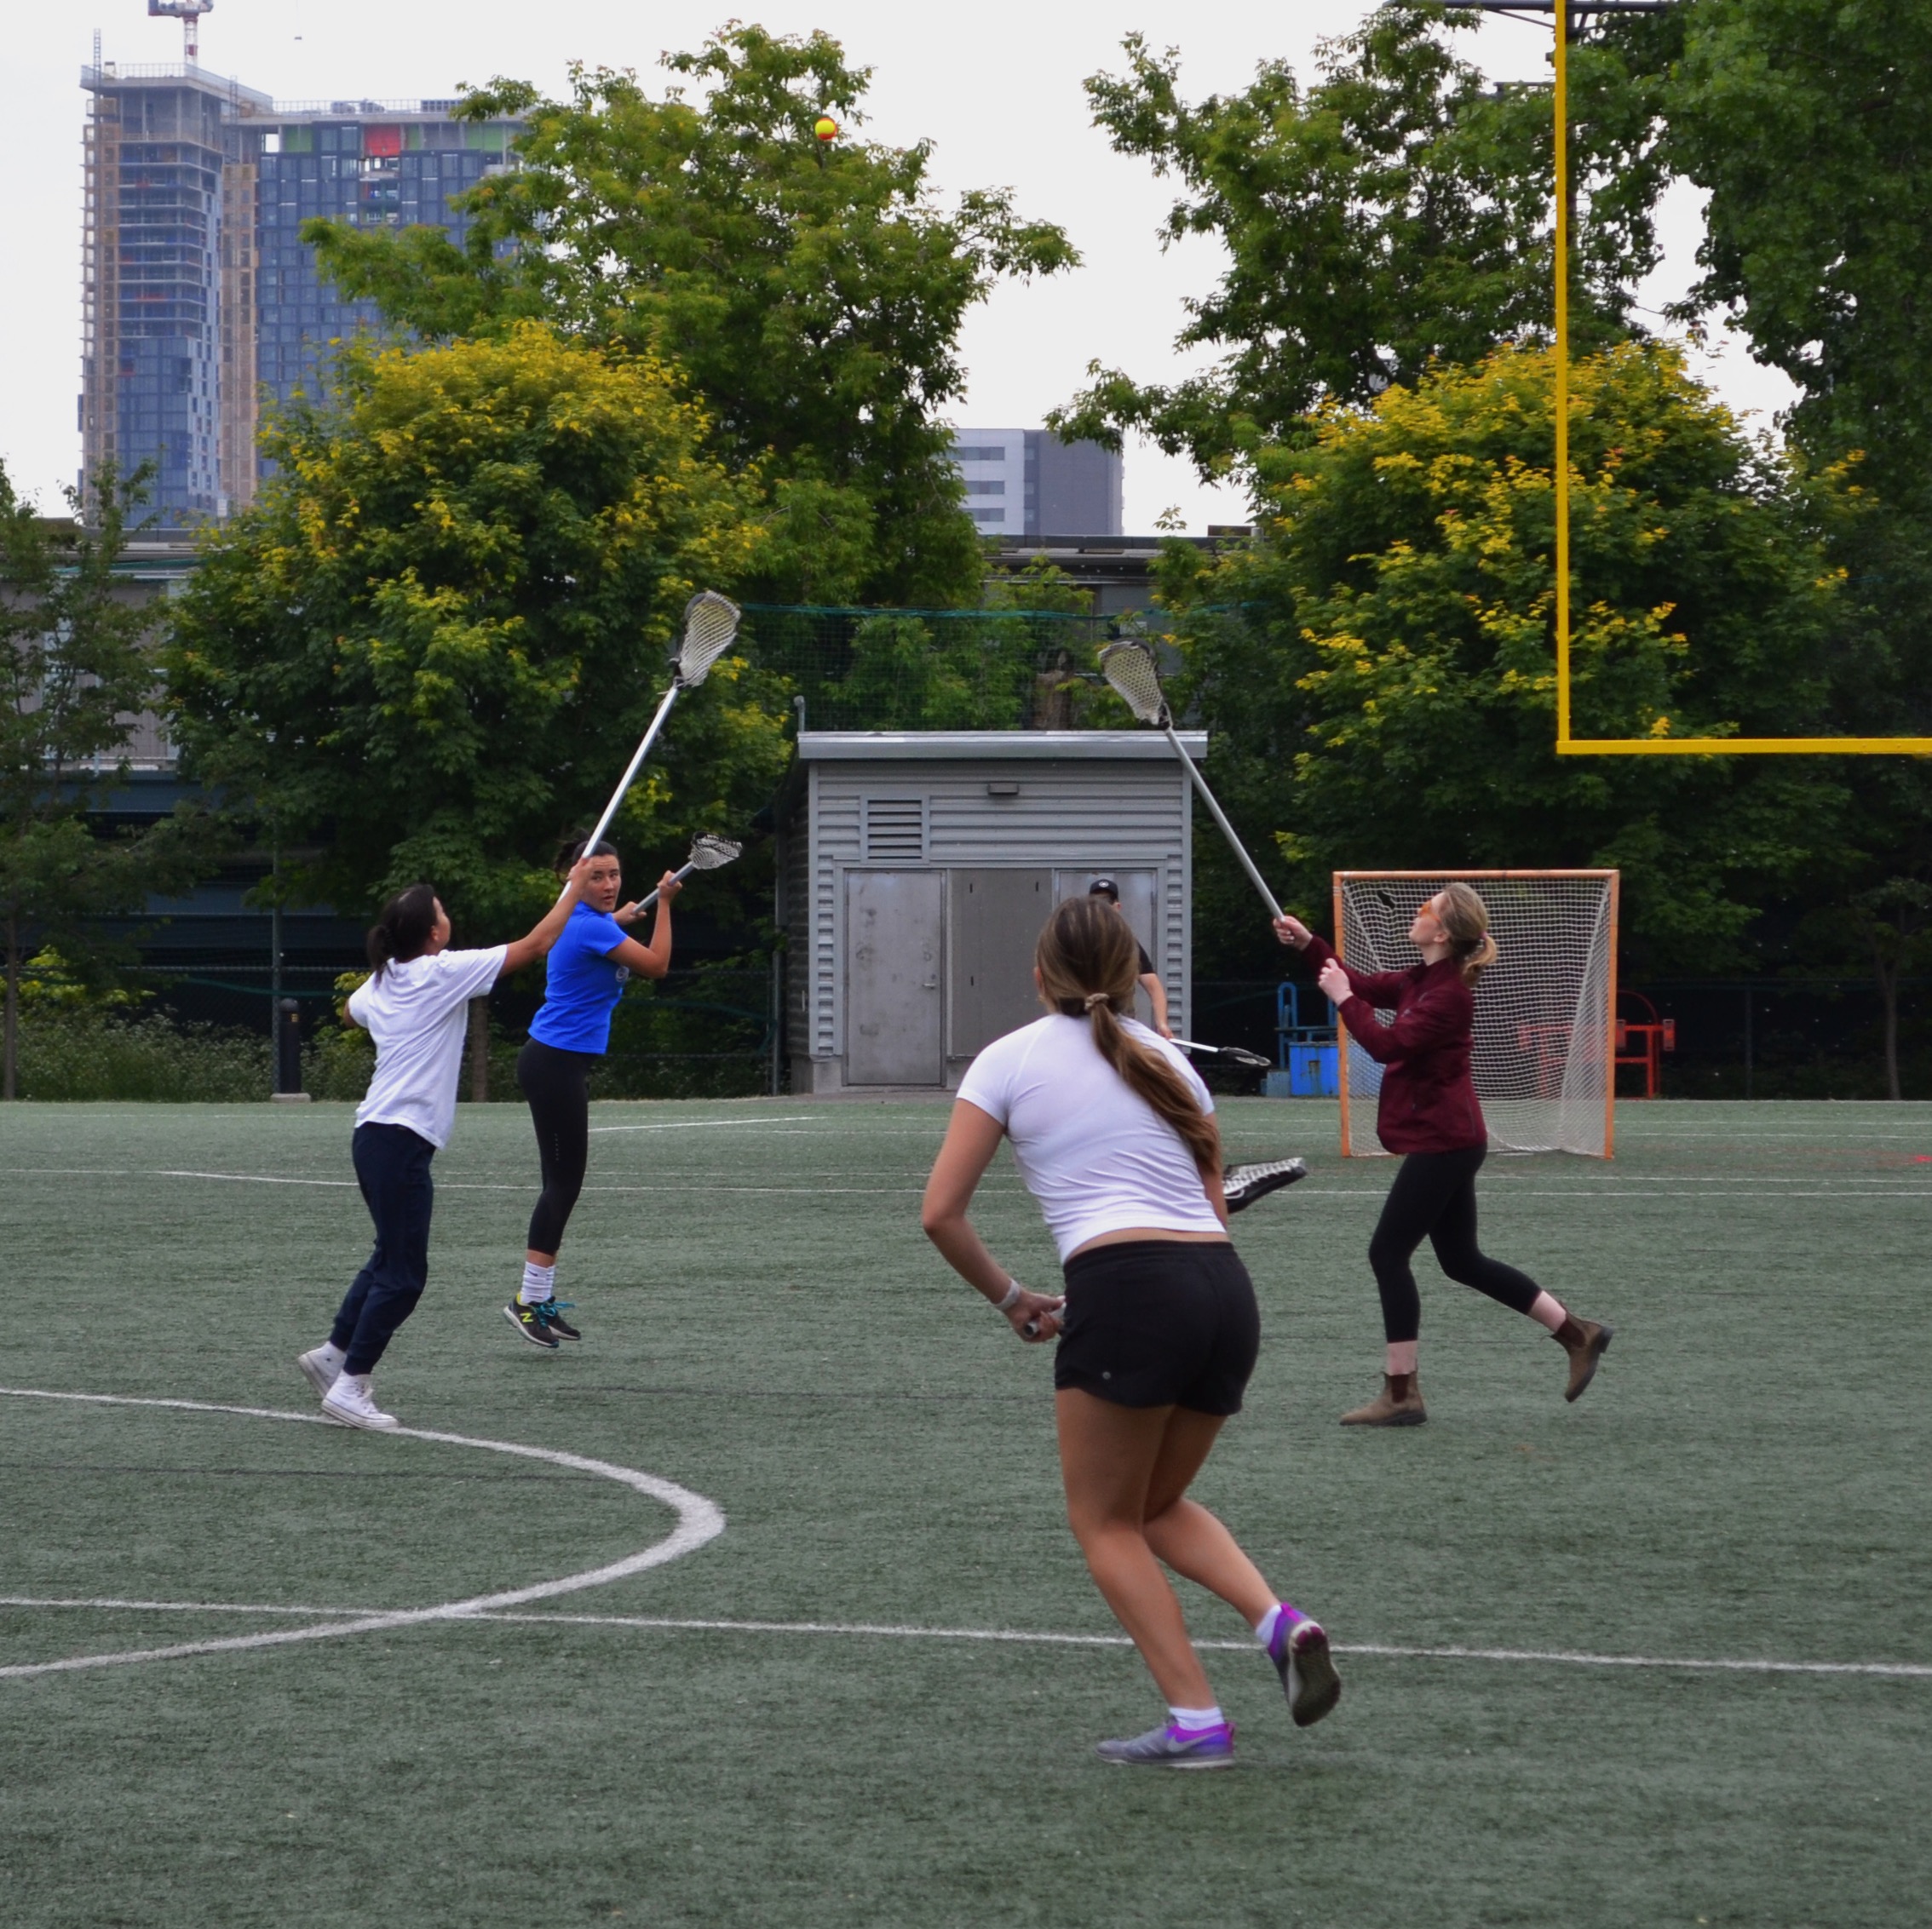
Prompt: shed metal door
<box><xmin>948</xmin><ymin>870</ymin><xmax>1051</xmax><ymax>1057</ymax></box>
<box><xmin>846</xmin><ymin>870</ymin><xmax>944</xmax><ymax>1085</ymax></box>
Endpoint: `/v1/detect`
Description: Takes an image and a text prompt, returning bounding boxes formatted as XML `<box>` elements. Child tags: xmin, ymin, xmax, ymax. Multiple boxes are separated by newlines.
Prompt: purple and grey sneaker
<box><xmin>1270</xmin><ymin>1616</ymin><xmax>1343</xmax><ymax>1728</ymax></box>
<box><xmin>1095</xmin><ymin>1721</ymin><xmax>1236</xmax><ymax>1769</ymax></box>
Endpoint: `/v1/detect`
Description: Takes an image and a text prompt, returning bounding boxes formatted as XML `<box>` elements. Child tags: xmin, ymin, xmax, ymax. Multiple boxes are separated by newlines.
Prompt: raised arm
<box><xmin>499</xmin><ymin>858</ymin><xmax>594</xmax><ymax>976</ymax></box>
<box><xmin>1331</xmin><ymin>975</ymin><xmax>1472</xmax><ymax>1065</ymax></box>
<box><xmin>1295</xmin><ymin>931</ymin><xmax>1412</xmax><ymax>1009</ymax></box>
<box><xmin>604</xmin><ymin>873</ymin><xmax>681</xmax><ymax>980</ymax></box>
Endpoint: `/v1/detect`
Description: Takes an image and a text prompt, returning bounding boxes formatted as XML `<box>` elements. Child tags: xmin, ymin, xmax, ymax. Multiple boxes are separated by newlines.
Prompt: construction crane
<box><xmin>148</xmin><ymin>0</ymin><xmax>216</xmax><ymax>64</ymax></box>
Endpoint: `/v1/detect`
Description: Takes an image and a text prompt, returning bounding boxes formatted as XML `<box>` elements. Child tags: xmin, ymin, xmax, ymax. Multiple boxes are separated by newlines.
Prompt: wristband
<box><xmin>995</xmin><ymin>1279</ymin><xmax>1024</xmax><ymax>1314</ymax></box>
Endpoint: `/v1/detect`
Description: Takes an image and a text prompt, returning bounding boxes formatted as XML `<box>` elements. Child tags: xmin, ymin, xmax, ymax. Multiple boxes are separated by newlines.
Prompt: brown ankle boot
<box><xmin>1553</xmin><ymin>1316</ymin><xmax>1613</xmax><ymax>1402</ymax></box>
<box><xmin>1339</xmin><ymin>1373</ymin><xmax>1427</xmax><ymax>1427</ymax></box>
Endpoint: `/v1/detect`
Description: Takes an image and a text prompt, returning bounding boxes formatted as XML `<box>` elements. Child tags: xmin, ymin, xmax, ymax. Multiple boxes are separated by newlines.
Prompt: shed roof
<box><xmin>796</xmin><ymin>731</ymin><xmax>1206</xmax><ymax>762</ymax></box>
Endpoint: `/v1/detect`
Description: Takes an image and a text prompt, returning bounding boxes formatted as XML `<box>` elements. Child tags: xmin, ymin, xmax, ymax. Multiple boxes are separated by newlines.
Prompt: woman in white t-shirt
<box><xmin>294</xmin><ymin>863</ymin><xmax>592</xmax><ymax>1430</ymax></box>
<box><xmin>923</xmin><ymin>894</ymin><xmax>1342</xmax><ymax>1768</ymax></box>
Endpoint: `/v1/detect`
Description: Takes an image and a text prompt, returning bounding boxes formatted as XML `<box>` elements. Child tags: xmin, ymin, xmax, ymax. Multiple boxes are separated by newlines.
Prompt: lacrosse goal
<box><xmin>1333</xmin><ymin>870</ymin><xmax>1619</xmax><ymax>1157</ymax></box>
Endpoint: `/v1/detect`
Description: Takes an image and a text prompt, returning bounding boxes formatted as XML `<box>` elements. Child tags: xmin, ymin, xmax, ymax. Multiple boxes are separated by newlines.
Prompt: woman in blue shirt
<box><xmin>507</xmin><ymin>839</ymin><xmax>681</xmax><ymax>1346</ymax></box>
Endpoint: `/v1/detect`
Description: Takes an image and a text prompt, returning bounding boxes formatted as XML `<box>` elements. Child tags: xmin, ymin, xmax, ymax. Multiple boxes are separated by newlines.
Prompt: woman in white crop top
<box><xmin>923</xmin><ymin>894</ymin><xmax>1341</xmax><ymax>1768</ymax></box>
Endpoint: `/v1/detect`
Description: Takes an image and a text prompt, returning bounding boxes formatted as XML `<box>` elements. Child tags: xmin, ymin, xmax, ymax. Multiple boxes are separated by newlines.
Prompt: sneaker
<box><xmin>296</xmin><ymin>1346</ymin><xmax>342</xmax><ymax>1397</ymax></box>
<box><xmin>503</xmin><ymin>1300</ymin><xmax>561</xmax><ymax>1350</ymax></box>
<box><xmin>1222</xmin><ymin>1157</ymin><xmax>1309</xmax><ymax>1214</ymax></box>
<box><xmin>320</xmin><ymin>1376</ymin><xmax>400</xmax><ymax>1430</ymax></box>
<box><xmin>532</xmin><ymin>1297</ymin><xmax>582</xmax><ymax>1342</ymax></box>
<box><xmin>1339</xmin><ymin>1374</ymin><xmax>1427</xmax><ymax>1427</ymax></box>
<box><xmin>1095</xmin><ymin>1721</ymin><xmax>1236</xmax><ymax>1770</ymax></box>
<box><xmin>1271</xmin><ymin>1617</ymin><xmax>1343</xmax><ymax>1728</ymax></box>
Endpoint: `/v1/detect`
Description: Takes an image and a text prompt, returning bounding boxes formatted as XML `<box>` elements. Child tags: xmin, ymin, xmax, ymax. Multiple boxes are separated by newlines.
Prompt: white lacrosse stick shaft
<box><xmin>1165</xmin><ymin>723</ymin><xmax>1282</xmax><ymax>920</ymax></box>
<box><xmin>582</xmin><ymin>683</ymin><xmax>681</xmax><ymax>858</ymax></box>
<box><xmin>632</xmin><ymin>844</ymin><xmax>739</xmax><ymax>912</ymax></box>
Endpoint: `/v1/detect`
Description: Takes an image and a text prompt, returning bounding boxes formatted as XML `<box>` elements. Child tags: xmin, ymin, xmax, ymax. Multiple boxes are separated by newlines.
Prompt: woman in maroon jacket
<box><xmin>1276</xmin><ymin>884</ymin><xmax>1613</xmax><ymax>1426</ymax></box>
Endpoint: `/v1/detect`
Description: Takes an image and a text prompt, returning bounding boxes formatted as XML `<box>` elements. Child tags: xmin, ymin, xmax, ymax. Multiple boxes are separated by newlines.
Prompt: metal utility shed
<box><xmin>776</xmin><ymin>730</ymin><xmax>1206</xmax><ymax>1093</ymax></box>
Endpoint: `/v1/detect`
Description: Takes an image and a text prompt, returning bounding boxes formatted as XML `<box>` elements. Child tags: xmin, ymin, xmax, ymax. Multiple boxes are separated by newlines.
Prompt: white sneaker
<box><xmin>296</xmin><ymin>1346</ymin><xmax>342</xmax><ymax>1397</ymax></box>
<box><xmin>320</xmin><ymin>1375</ymin><xmax>400</xmax><ymax>1430</ymax></box>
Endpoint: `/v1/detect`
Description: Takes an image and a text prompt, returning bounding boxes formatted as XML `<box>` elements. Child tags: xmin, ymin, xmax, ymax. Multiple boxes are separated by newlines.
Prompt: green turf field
<box><xmin>2</xmin><ymin>1097</ymin><xmax>1928</xmax><ymax>1928</ymax></box>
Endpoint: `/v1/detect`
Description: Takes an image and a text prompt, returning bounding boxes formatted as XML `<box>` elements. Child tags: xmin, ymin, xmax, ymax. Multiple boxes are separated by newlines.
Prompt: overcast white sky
<box><xmin>6</xmin><ymin>0</ymin><xmax>1796</xmax><ymax>531</ymax></box>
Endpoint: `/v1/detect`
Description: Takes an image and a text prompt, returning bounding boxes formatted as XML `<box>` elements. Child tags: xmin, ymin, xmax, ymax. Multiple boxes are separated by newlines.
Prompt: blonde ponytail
<box><xmin>1035</xmin><ymin>897</ymin><xmax>1222</xmax><ymax>1174</ymax></box>
<box><xmin>1437</xmin><ymin>881</ymin><xmax>1499</xmax><ymax>987</ymax></box>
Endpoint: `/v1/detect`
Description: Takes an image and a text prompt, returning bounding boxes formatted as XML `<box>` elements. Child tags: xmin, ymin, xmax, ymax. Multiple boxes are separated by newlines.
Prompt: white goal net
<box><xmin>1334</xmin><ymin>870</ymin><xmax>1618</xmax><ymax>1157</ymax></box>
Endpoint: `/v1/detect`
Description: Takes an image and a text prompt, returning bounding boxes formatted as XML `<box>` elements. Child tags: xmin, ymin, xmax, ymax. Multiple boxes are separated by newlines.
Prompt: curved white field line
<box><xmin>0</xmin><ymin>1387</ymin><xmax>724</xmax><ymax>1681</ymax></box>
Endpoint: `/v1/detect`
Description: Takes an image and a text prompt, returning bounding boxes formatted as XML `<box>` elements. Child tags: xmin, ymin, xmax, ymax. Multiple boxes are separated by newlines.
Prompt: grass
<box><xmin>1</xmin><ymin>1096</ymin><xmax>1928</xmax><ymax>1928</ymax></box>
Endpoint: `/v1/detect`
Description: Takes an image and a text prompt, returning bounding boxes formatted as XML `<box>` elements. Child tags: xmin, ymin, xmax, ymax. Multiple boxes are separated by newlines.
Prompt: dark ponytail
<box><xmin>555</xmin><ymin>834</ymin><xmax>618</xmax><ymax>876</ymax></box>
<box><xmin>1034</xmin><ymin>896</ymin><xmax>1222</xmax><ymax>1175</ymax></box>
<box><xmin>366</xmin><ymin>882</ymin><xmax>440</xmax><ymax>974</ymax></box>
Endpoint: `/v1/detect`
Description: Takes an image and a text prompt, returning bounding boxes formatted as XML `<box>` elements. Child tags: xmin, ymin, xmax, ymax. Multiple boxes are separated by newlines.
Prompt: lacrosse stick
<box><xmin>1222</xmin><ymin>1157</ymin><xmax>1309</xmax><ymax>1214</ymax></box>
<box><xmin>1171</xmin><ymin>1037</ymin><xmax>1273</xmax><ymax>1071</ymax></box>
<box><xmin>582</xmin><ymin>591</ymin><xmax>742</xmax><ymax>856</ymax></box>
<box><xmin>1098</xmin><ymin>640</ymin><xmax>1282</xmax><ymax>919</ymax></box>
<box><xmin>630</xmin><ymin>833</ymin><xmax>743</xmax><ymax>913</ymax></box>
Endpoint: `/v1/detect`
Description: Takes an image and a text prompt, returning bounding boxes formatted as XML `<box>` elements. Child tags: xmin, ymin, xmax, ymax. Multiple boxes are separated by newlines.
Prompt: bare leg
<box><xmin>1140</xmin><ymin>1407</ymin><xmax>1279</xmax><ymax>1629</ymax></box>
<box><xmin>1058</xmin><ymin>1389</ymin><xmax>1249</xmax><ymax>1707</ymax></box>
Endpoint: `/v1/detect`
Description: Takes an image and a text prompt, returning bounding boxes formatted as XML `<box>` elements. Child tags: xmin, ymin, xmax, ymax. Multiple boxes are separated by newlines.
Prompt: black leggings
<box><xmin>518</xmin><ymin>1038</ymin><xmax>597</xmax><ymax>1254</ymax></box>
<box><xmin>1368</xmin><ymin>1143</ymin><xmax>1541</xmax><ymax>1344</ymax></box>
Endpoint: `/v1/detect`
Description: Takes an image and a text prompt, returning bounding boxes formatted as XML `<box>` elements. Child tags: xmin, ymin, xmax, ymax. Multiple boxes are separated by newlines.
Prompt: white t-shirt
<box><xmin>347</xmin><ymin>946</ymin><xmax>508</xmax><ymax>1150</ymax></box>
<box><xmin>955</xmin><ymin>1013</ymin><xmax>1222</xmax><ymax>1261</ymax></box>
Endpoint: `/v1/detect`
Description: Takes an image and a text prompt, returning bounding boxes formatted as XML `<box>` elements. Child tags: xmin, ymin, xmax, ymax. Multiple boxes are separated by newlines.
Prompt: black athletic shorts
<box><xmin>1054</xmin><ymin>1240</ymin><xmax>1261</xmax><ymax>1416</ymax></box>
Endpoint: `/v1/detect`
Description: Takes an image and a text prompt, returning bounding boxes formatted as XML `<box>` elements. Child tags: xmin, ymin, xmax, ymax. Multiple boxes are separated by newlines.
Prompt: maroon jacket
<box><xmin>1304</xmin><ymin>936</ymin><xmax>1486</xmax><ymax>1154</ymax></box>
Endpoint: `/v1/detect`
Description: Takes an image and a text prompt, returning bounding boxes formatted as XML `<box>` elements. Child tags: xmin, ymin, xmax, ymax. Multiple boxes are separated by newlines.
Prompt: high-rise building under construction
<box><xmin>80</xmin><ymin>58</ymin><xmax>518</xmax><ymax>529</ymax></box>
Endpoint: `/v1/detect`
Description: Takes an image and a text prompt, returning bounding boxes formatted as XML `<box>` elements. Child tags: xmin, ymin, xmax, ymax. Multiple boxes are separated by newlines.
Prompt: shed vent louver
<box><xmin>863</xmin><ymin>796</ymin><xmax>928</xmax><ymax>862</ymax></box>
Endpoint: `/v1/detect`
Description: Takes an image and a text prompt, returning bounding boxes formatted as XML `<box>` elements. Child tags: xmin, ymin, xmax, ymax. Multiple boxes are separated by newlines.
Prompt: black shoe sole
<box><xmin>1285</xmin><ymin>1627</ymin><xmax>1343</xmax><ymax>1728</ymax></box>
<box><xmin>503</xmin><ymin>1303</ymin><xmax>560</xmax><ymax>1350</ymax></box>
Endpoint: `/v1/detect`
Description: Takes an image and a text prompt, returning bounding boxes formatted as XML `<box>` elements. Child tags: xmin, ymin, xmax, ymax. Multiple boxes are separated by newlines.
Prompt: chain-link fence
<box><xmin>1189</xmin><ymin>976</ymin><xmax>1932</xmax><ymax>1103</ymax></box>
<box><xmin>7</xmin><ymin>956</ymin><xmax>780</xmax><ymax>1104</ymax></box>
<box><xmin>741</xmin><ymin>605</ymin><xmax>1147</xmax><ymax>732</ymax></box>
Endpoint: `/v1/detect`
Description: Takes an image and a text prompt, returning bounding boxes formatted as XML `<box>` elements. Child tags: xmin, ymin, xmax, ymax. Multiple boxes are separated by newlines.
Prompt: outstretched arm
<box><xmin>498</xmin><ymin>858</ymin><xmax>595</xmax><ymax>976</ymax></box>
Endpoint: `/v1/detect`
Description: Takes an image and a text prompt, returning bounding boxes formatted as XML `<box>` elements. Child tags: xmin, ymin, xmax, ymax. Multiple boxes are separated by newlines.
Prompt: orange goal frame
<box><xmin>1333</xmin><ymin>869</ymin><xmax>1620</xmax><ymax>1157</ymax></box>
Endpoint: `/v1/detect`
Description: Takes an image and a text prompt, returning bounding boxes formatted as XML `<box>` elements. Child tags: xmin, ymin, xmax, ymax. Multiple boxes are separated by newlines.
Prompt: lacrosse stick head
<box><xmin>1098</xmin><ymin>640</ymin><xmax>1173</xmax><ymax>729</ymax></box>
<box><xmin>674</xmin><ymin>590</ymin><xmax>742</xmax><ymax>688</ymax></box>
<box><xmin>686</xmin><ymin>833</ymin><xmax>743</xmax><ymax>871</ymax></box>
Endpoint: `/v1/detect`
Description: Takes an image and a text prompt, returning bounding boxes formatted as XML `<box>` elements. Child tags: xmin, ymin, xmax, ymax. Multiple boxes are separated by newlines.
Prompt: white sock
<box><xmin>314</xmin><ymin>1341</ymin><xmax>347</xmax><ymax>1371</ymax></box>
<box><xmin>1167</xmin><ymin>1703</ymin><xmax>1225</xmax><ymax>1733</ymax></box>
<box><xmin>520</xmin><ymin>1262</ymin><xmax>556</xmax><ymax>1306</ymax></box>
<box><xmin>1254</xmin><ymin>1603</ymin><xmax>1284</xmax><ymax>1652</ymax></box>
<box><xmin>1528</xmin><ymin>1290</ymin><xmax>1567</xmax><ymax>1335</ymax></box>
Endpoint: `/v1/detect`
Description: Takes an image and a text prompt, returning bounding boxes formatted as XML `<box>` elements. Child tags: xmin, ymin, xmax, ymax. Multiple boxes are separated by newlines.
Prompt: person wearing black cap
<box><xmin>1088</xmin><ymin>878</ymin><xmax>1171</xmax><ymax>1038</ymax></box>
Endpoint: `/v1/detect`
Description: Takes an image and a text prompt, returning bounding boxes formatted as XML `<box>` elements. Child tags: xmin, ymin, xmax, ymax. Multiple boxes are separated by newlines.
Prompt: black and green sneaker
<box><xmin>503</xmin><ymin>1300</ymin><xmax>561</xmax><ymax>1350</ymax></box>
<box><xmin>533</xmin><ymin>1298</ymin><xmax>582</xmax><ymax>1342</ymax></box>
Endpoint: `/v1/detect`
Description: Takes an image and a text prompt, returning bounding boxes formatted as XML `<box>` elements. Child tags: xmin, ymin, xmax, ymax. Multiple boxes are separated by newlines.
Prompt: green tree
<box><xmin>302</xmin><ymin>26</ymin><xmax>1077</xmax><ymax>606</ymax></box>
<box><xmin>164</xmin><ymin>324</ymin><xmax>791</xmax><ymax>939</ymax></box>
<box><xmin>1053</xmin><ymin>3</ymin><xmax>1675</xmax><ymax>484</ymax></box>
<box><xmin>1159</xmin><ymin>343</ymin><xmax>1848</xmax><ymax>975</ymax></box>
<box><xmin>0</xmin><ymin>461</ymin><xmax>216</xmax><ymax>1099</ymax></box>
<box><xmin>1667</xmin><ymin>0</ymin><xmax>1932</xmax><ymax>512</ymax></box>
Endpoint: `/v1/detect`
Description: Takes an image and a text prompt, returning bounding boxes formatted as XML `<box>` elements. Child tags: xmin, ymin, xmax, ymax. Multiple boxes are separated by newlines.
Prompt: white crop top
<box><xmin>954</xmin><ymin>1013</ymin><xmax>1222</xmax><ymax>1261</ymax></box>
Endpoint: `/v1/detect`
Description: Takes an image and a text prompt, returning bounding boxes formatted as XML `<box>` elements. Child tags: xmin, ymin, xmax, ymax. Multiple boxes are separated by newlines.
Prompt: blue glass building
<box><xmin>81</xmin><ymin>60</ymin><xmax>517</xmax><ymax>530</ymax></box>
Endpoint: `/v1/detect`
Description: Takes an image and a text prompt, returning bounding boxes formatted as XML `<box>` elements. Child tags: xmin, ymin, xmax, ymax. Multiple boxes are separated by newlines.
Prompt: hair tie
<box><xmin>1083</xmin><ymin>991</ymin><xmax>1110</xmax><ymax>1013</ymax></box>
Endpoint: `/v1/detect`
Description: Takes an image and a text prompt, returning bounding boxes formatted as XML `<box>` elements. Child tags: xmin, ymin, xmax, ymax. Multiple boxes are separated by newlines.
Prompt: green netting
<box><xmin>739</xmin><ymin>606</ymin><xmax>1151</xmax><ymax>732</ymax></box>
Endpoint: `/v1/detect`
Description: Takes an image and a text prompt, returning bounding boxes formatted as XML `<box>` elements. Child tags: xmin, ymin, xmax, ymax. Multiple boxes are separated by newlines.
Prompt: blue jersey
<box><xmin>529</xmin><ymin>903</ymin><xmax>630</xmax><ymax>1053</ymax></box>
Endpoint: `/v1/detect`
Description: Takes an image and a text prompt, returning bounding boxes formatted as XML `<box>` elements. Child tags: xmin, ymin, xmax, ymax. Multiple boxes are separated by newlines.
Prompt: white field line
<box><xmin>4</xmin><ymin>1596</ymin><xmax>1926</xmax><ymax>1681</ymax></box>
<box><xmin>5</xmin><ymin>1167</ymin><xmax>1929</xmax><ymax>1203</ymax></box>
<box><xmin>0</xmin><ymin>1388</ymin><xmax>723</xmax><ymax>1681</ymax></box>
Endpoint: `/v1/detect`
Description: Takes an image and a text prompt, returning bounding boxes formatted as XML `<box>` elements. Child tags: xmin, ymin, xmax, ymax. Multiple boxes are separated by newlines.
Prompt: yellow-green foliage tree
<box><xmin>165</xmin><ymin>323</ymin><xmax>791</xmax><ymax>932</ymax></box>
<box><xmin>1163</xmin><ymin>342</ymin><xmax>1850</xmax><ymax>974</ymax></box>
